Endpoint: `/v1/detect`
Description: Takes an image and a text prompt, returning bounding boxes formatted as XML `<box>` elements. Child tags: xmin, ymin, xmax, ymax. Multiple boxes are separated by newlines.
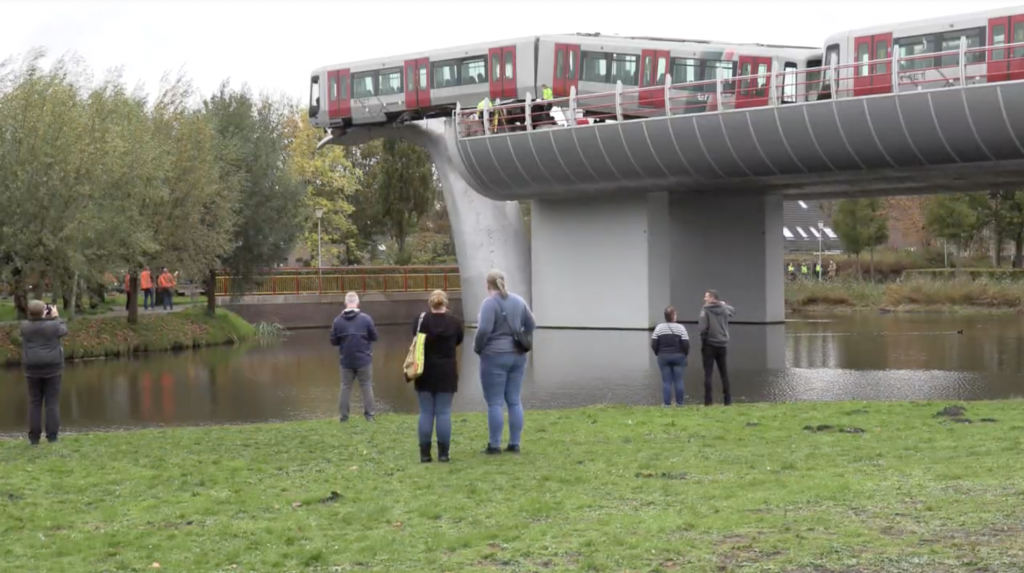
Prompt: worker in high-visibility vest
<box><xmin>541</xmin><ymin>84</ymin><xmax>553</xmax><ymax>101</ymax></box>
<box><xmin>476</xmin><ymin>97</ymin><xmax>491</xmax><ymax>133</ymax></box>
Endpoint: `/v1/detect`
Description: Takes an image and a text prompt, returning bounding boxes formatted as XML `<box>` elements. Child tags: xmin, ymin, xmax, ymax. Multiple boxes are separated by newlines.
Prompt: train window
<box><xmin>992</xmin><ymin>25</ymin><xmax>1006</xmax><ymax>60</ymax></box>
<box><xmin>329</xmin><ymin>76</ymin><xmax>337</xmax><ymax>101</ymax></box>
<box><xmin>671</xmin><ymin>58</ymin><xmax>698</xmax><ymax>84</ymax></box>
<box><xmin>739</xmin><ymin>62</ymin><xmax>751</xmax><ymax>94</ymax></box>
<box><xmin>782</xmin><ymin>62</ymin><xmax>797</xmax><ymax>103</ymax></box>
<box><xmin>703</xmin><ymin>60</ymin><xmax>735</xmax><ymax>91</ymax></box>
<box><xmin>418</xmin><ymin>64</ymin><xmax>428</xmax><ymax>90</ymax></box>
<box><xmin>461</xmin><ymin>58</ymin><xmax>486</xmax><ymax>84</ymax></box>
<box><xmin>378</xmin><ymin>68</ymin><xmax>402</xmax><ymax>95</ymax></box>
<box><xmin>754</xmin><ymin>63</ymin><xmax>768</xmax><ymax>96</ymax></box>
<box><xmin>611</xmin><ymin>53</ymin><xmax>638</xmax><ymax>85</ymax></box>
<box><xmin>857</xmin><ymin>42</ymin><xmax>870</xmax><ymax>76</ymax></box>
<box><xmin>556</xmin><ymin>50</ymin><xmax>565</xmax><ymax>80</ymax></box>
<box><xmin>874</xmin><ymin>40</ymin><xmax>889</xmax><ymax>74</ymax></box>
<box><xmin>309</xmin><ymin>75</ymin><xmax>320</xmax><ymax>117</ymax></box>
<box><xmin>340</xmin><ymin>76</ymin><xmax>348</xmax><ymax>99</ymax></box>
<box><xmin>820</xmin><ymin>44</ymin><xmax>839</xmax><ymax>98</ymax></box>
<box><xmin>352</xmin><ymin>71</ymin><xmax>375</xmax><ymax>98</ymax></box>
<box><xmin>492</xmin><ymin>53</ymin><xmax>501</xmax><ymax>81</ymax></box>
<box><xmin>642</xmin><ymin>55</ymin><xmax>653</xmax><ymax>86</ymax></box>
<box><xmin>568</xmin><ymin>49</ymin><xmax>577</xmax><ymax>79</ymax></box>
<box><xmin>504</xmin><ymin>52</ymin><xmax>514</xmax><ymax>80</ymax></box>
<box><xmin>1015</xmin><ymin>22</ymin><xmax>1024</xmax><ymax>58</ymax></box>
<box><xmin>406</xmin><ymin>66</ymin><xmax>416</xmax><ymax>92</ymax></box>
<box><xmin>432</xmin><ymin>60</ymin><xmax>458</xmax><ymax>89</ymax></box>
<box><xmin>805</xmin><ymin>60</ymin><xmax>822</xmax><ymax>102</ymax></box>
<box><xmin>581</xmin><ymin>51</ymin><xmax>608</xmax><ymax>82</ymax></box>
<box><xmin>898</xmin><ymin>27</ymin><xmax>985</xmax><ymax>70</ymax></box>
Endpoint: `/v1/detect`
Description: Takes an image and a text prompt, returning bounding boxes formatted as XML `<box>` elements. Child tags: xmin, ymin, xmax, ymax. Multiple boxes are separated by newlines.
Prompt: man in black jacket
<box><xmin>20</xmin><ymin>300</ymin><xmax>68</xmax><ymax>444</ymax></box>
<box><xmin>697</xmin><ymin>290</ymin><xmax>735</xmax><ymax>406</ymax></box>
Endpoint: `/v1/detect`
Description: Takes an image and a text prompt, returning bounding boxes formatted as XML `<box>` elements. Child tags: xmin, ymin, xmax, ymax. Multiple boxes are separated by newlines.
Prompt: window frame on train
<box><xmin>309</xmin><ymin>75</ymin><xmax>320</xmax><ymax>118</ymax></box>
<box><xmin>579</xmin><ymin>51</ymin><xmax>641</xmax><ymax>86</ymax></box>
<box><xmin>430</xmin><ymin>55</ymin><xmax>487</xmax><ymax>90</ymax></box>
<box><xmin>896</xmin><ymin>27</ymin><xmax>986</xmax><ymax>71</ymax></box>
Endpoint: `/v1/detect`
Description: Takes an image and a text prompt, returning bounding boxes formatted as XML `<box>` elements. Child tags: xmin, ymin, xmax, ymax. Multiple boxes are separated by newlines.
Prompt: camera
<box><xmin>44</xmin><ymin>304</ymin><xmax>53</xmax><ymax>318</ymax></box>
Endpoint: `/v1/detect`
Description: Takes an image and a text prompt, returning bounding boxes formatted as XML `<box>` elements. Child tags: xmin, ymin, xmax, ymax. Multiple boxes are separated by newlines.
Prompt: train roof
<box><xmin>312</xmin><ymin>32</ymin><xmax>821</xmax><ymax>74</ymax></box>
<box><xmin>823</xmin><ymin>4</ymin><xmax>1024</xmax><ymax>41</ymax></box>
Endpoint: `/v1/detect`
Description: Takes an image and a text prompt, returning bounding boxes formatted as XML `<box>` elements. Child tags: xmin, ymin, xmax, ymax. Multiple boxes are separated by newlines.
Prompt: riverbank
<box><xmin>0</xmin><ymin>307</ymin><xmax>256</xmax><ymax>367</ymax></box>
<box><xmin>787</xmin><ymin>278</ymin><xmax>1024</xmax><ymax>313</ymax></box>
<box><xmin>2</xmin><ymin>401</ymin><xmax>1021</xmax><ymax>572</ymax></box>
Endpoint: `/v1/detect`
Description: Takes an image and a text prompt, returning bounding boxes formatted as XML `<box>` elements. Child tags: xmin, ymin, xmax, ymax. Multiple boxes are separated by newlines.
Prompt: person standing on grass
<box><xmin>20</xmin><ymin>300</ymin><xmax>68</xmax><ymax>445</ymax></box>
<box><xmin>411</xmin><ymin>290</ymin><xmax>464</xmax><ymax>463</ymax></box>
<box><xmin>474</xmin><ymin>269</ymin><xmax>535</xmax><ymax>455</ymax></box>
<box><xmin>651</xmin><ymin>305</ymin><xmax>690</xmax><ymax>406</ymax></box>
<box><xmin>157</xmin><ymin>267</ymin><xmax>176</xmax><ymax>310</ymax></box>
<box><xmin>331</xmin><ymin>292</ymin><xmax>379</xmax><ymax>422</ymax></box>
<box><xmin>140</xmin><ymin>266</ymin><xmax>154</xmax><ymax>310</ymax></box>
<box><xmin>698</xmin><ymin>289</ymin><xmax>734</xmax><ymax>406</ymax></box>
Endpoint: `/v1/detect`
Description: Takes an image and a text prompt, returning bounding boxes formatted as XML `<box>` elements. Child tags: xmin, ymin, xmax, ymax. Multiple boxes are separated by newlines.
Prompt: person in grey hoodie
<box><xmin>20</xmin><ymin>300</ymin><xmax>68</xmax><ymax>444</ymax></box>
<box><xmin>697</xmin><ymin>289</ymin><xmax>734</xmax><ymax>406</ymax></box>
<box><xmin>330</xmin><ymin>292</ymin><xmax>379</xmax><ymax>422</ymax></box>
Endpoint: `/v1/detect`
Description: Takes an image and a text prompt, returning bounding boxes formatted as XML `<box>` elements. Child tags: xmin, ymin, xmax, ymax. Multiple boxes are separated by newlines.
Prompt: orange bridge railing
<box><xmin>215</xmin><ymin>266</ymin><xmax>461</xmax><ymax>296</ymax></box>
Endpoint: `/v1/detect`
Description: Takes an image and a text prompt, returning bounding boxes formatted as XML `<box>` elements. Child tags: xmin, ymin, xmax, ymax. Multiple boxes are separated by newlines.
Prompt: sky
<box><xmin>2</xmin><ymin>0</ymin><xmax>1021</xmax><ymax>103</ymax></box>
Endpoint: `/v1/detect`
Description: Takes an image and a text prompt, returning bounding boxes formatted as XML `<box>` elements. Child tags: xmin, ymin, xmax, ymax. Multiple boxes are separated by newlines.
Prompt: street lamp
<box><xmin>817</xmin><ymin>220</ymin><xmax>824</xmax><ymax>282</ymax></box>
<box><xmin>315</xmin><ymin>208</ymin><xmax>325</xmax><ymax>268</ymax></box>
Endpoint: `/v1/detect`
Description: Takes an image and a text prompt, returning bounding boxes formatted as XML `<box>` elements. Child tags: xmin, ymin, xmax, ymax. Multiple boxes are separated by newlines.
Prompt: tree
<box><xmin>830</xmin><ymin>198</ymin><xmax>889</xmax><ymax>278</ymax></box>
<box><xmin>285</xmin><ymin>107</ymin><xmax>359</xmax><ymax>268</ymax></box>
<box><xmin>924</xmin><ymin>193</ymin><xmax>988</xmax><ymax>266</ymax></box>
<box><xmin>365</xmin><ymin>139</ymin><xmax>436</xmax><ymax>263</ymax></box>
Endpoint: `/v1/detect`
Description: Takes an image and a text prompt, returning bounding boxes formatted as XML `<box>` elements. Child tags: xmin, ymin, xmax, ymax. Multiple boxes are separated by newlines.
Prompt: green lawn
<box><xmin>2</xmin><ymin>401</ymin><xmax>1022</xmax><ymax>572</ymax></box>
<box><xmin>0</xmin><ymin>293</ymin><xmax>202</xmax><ymax>322</ymax></box>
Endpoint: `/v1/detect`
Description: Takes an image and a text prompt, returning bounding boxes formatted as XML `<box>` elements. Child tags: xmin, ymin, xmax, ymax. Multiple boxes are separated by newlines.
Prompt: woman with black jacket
<box><xmin>412</xmin><ymin>290</ymin><xmax>464</xmax><ymax>462</ymax></box>
<box><xmin>650</xmin><ymin>305</ymin><xmax>690</xmax><ymax>406</ymax></box>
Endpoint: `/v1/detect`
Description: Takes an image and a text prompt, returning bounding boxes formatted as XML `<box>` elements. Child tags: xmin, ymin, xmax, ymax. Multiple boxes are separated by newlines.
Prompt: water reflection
<box><xmin>2</xmin><ymin>314</ymin><xmax>1024</xmax><ymax>433</ymax></box>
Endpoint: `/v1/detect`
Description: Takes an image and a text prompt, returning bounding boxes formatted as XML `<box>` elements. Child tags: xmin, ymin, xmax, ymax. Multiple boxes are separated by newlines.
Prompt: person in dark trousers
<box><xmin>698</xmin><ymin>290</ymin><xmax>735</xmax><ymax>406</ymax></box>
<box><xmin>411</xmin><ymin>290</ymin><xmax>464</xmax><ymax>463</ymax></box>
<box><xmin>20</xmin><ymin>300</ymin><xmax>68</xmax><ymax>444</ymax></box>
<box><xmin>651</xmin><ymin>305</ymin><xmax>690</xmax><ymax>406</ymax></box>
<box><xmin>330</xmin><ymin>291</ymin><xmax>379</xmax><ymax>422</ymax></box>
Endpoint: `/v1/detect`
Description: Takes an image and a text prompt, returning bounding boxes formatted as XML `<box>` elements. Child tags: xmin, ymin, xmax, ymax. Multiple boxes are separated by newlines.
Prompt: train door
<box><xmin>988</xmin><ymin>15</ymin><xmax>1024</xmax><ymax>82</ymax></box>
<box><xmin>639</xmin><ymin>49</ymin><xmax>670</xmax><ymax>108</ymax></box>
<box><xmin>488</xmin><ymin>46</ymin><xmax>517</xmax><ymax>100</ymax></box>
<box><xmin>853</xmin><ymin>33</ymin><xmax>892</xmax><ymax>96</ymax></box>
<box><xmin>552</xmin><ymin>43</ymin><xmax>580</xmax><ymax>97</ymax></box>
<box><xmin>735</xmin><ymin>55</ymin><xmax>772</xmax><ymax>108</ymax></box>
<box><xmin>405</xmin><ymin>58</ymin><xmax>431</xmax><ymax>109</ymax></box>
<box><xmin>502</xmin><ymin>46</ymin><xmax>517</xmax><ymax>99</ymax></box>
<box><xmin>327</xmin><ymin>69</ymin><xmax>350</xmax><ymax>119</ymax></box>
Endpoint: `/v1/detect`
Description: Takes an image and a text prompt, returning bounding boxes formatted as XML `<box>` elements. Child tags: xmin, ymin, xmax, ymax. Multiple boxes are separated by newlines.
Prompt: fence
<box><xmin>215</xmin><ymin>266</ymin><xmax>461</xmax><ymax>296</ymax></box>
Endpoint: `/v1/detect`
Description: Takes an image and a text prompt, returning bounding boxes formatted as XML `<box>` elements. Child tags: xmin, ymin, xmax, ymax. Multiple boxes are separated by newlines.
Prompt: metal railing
<box><xmin>455</xmin><ymin>39</ymin><xmax>1024</xmax><ymax>139</ymax></box>
<box><xmin>214</xmin><ymin>266</ymin><xmax>461</xmax><ymax>296</ymax></box>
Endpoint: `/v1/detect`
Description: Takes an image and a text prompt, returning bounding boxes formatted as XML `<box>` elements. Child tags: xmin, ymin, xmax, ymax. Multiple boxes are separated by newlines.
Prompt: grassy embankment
<box><xmin>1</xmin><ymin>401</ymin><xmax>1022</xmax><ymax>572</ymax></box>
<box><xmin>0</xmin><ymin>307</ymin><xmax>256</xmax><ymax>366</ymax></box>
<box><xmin>0</xmin><ymin>293</ymin><xmax>202</xmax><ymax>322</ymax></box>
<box><xmin>787</xmin><ymin>277</ymin><xmax>1024</xmax><ymax>313</ymax></box>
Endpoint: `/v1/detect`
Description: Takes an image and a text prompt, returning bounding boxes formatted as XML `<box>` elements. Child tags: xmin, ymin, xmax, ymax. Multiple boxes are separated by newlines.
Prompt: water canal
<box><xmin>2</xmin><ymin>313</ymin><xmax>1023</xmax><ymax>434</ymax></box>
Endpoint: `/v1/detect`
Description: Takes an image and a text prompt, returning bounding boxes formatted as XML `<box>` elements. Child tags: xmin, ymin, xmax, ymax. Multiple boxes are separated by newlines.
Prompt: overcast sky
<box><xmin>2</xmin><ymin>0</ymin><xmax>1020</xmax><ymax>103</ymax></box>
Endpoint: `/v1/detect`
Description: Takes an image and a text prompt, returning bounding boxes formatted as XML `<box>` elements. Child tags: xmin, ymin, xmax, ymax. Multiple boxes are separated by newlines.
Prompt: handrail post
<box><xmin>664</xmin><ymin>72</ymin><xmax>672</xmax><ymax>116</ymax></box>
<box><xmin>482</xmin><ymin>100</ymin><xmax>491</xmax><ymax>135</ymax></box>
<box><xmin>615</xmin><ymin>80</ymin><xmax>623</xmax><ymax>121</ymax></box>
<box><xmin>715</xmin><ymin>69</ymin><xmax>724</xmax><ymax>111</ymax></box>
<box><xmin>829</xmin><ymin>57</ymin><xmax>838</xmax><ymax>100</ymax></box>
<box><xmin>454</xmin><ymin>102</ymin><xmax>461</xmax><ymax>138</ymax></box>
<box><xmin>891</xmin><ymin>44</ymin><xmax>900</xmax><ymax>91</ymax></box>
<box><xmin>525</xmin><ymin>92</ymin><xmax>533</xmax><ymax>131</ymax></box>
<box><xmin>768</xmin><ymin>59</ymin><xmax>777</xmax><ymax>106</ymax></box>
<box><xmin>568</xmin><ymin>85</ymin><xmax>578</xmax><ymax>126</ymax></box>
<box><xmin>959</xmin><ymin>35</ymin><xmax>967</xmax><ymax>85</ymax></box>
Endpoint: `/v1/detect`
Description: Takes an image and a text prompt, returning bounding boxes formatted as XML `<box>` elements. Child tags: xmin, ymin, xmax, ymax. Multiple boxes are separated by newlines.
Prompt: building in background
<box><xmin>783</xmin><ymin>200</ymin><xmax>841</xmax><ymax>254</ymax></box>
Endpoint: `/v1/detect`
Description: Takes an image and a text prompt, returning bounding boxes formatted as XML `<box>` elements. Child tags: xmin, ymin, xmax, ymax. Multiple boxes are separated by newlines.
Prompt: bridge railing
<box><xmin>214</xmin><ymin>266</ymin><xmax>461</xmax><ymax>296</ymax></box>
<box><xmin>455</xmin><ymin>39</ymin><xmax>1024</xmax><ymax>139</ymax></box>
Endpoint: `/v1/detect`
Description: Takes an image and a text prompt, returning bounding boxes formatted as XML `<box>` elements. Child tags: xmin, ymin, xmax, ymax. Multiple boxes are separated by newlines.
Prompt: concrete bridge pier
<box><xmin>531</xmin><ymin>192</ymin><xmax>784</xmax><ymax>329</ymax></box>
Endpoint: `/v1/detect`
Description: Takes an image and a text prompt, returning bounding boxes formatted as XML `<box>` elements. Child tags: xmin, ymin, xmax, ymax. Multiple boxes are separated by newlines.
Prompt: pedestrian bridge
<box><xmin>453</xmin><ymin>41</ymin><xmax>1024</xmax><ymax>202</ymax></box>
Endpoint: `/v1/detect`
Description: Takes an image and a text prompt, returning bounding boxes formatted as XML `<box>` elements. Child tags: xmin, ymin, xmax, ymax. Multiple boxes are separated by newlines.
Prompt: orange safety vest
<box><xmin>140</xmin><ymin>270</ymin><xmax>153</xmax><ymax>290</ymax></box>
<box><xmin>158</xmin><ymin>272</ymin><xmax>175</xmax><ymax>289</ymax></box>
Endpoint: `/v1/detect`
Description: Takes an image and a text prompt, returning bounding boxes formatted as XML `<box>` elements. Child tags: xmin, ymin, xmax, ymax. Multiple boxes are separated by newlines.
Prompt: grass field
<box><xmin>0</xmin><ymin>293</ymin><xmax>202</xmax><ymax>322</ymax></box>
<box><xmin>2</xmin><ymin>401</ymin><xmax>1022</xmax><ymax>572</ymax></box>
<box><xmin>0</xmin><ymin>307</ymin><xmax>255</xmax><ymax>366</ymax></box>
<box><xmin>786</xmin><ymin>278</ymin><xmax>1024</xmax><ymax>313</ymax></box>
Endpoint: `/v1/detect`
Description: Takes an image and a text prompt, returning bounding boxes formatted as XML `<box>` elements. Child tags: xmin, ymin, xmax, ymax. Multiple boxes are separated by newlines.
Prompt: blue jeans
<box><xmin>162</xmin><ymin>288</ymin><xmax>173</xmax><ymax>310</ymax></box>
<box><xmin>479</xmin><ymin>352</ymin><xmax>527</xmax><ymax>448</ymax></box>
<box><xmin>417</xmin><ymin>391</ymin><xmax>453</xmax><ymax>445</ymax></box>
<box><xmin>143</xmin><ymin>288</ymin><xmax>155</xmax><ymax>310</ymax></box>
<box><xmin>657</xmin><ymin>353</ymin><xmax>686</xmax><ymax>405</ymax></box>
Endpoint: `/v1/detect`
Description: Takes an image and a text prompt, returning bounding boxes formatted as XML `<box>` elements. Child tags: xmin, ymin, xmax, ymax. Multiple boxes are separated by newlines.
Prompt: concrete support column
<box><xmin>531</xmin><ymin>193</ymin><xmax>669</xmax><ymax>329</ymax></box>
<box><xmin>670</xmin><ymin>193</ymin><xmax>784</xmax><ymax>324</ymax></box>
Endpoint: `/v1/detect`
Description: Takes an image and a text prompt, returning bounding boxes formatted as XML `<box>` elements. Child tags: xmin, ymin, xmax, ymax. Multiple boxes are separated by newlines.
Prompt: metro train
<box><xmin>308</xmin><ymin>4</ymin><xmax>1024</xmax><ymax>132</ymax></box>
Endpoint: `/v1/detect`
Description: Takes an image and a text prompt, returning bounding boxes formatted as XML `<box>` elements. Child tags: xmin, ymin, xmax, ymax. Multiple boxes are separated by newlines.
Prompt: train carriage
<box><xmin>821</xmin><ymin>5</ymin><xmax>1024</xmax><ymax>99</ymax></box>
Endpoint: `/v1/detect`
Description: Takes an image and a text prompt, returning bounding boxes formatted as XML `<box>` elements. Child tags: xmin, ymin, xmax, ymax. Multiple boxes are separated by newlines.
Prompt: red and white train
<box><xmin>308</xmin><ymin>5</ymin><xmax>1024</xmax><ymax>131</ymax></box>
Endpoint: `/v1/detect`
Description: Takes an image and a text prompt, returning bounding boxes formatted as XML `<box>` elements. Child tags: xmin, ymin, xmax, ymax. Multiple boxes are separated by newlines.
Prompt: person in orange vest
<box><xmin>157</xmin><ymin>267</ymin><xmax>177</xmax><ymax>311</ymax></box>
<box><xmin>139</xmin><ymin>266</ymin><xmax>154</xmax><ymax>310</ymax></box>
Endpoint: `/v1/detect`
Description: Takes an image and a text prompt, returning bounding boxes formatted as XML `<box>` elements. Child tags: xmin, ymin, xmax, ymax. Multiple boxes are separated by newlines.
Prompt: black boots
<box><xmin>419</xmin><ymin>443</ymin><xmax>432</xmax><ymax>463</ymax></box>
<box><xmin>437</xmin><ymin>442</ymin><xmax>450</xmax><ymax>463</ymax></box>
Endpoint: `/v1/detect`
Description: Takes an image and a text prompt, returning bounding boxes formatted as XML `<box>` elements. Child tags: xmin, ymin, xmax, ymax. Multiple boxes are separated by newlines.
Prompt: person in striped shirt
<box><xmin>651</xmin><ymin>306</ymin><xmax>690</xmax><ymax>406</ymax></box>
